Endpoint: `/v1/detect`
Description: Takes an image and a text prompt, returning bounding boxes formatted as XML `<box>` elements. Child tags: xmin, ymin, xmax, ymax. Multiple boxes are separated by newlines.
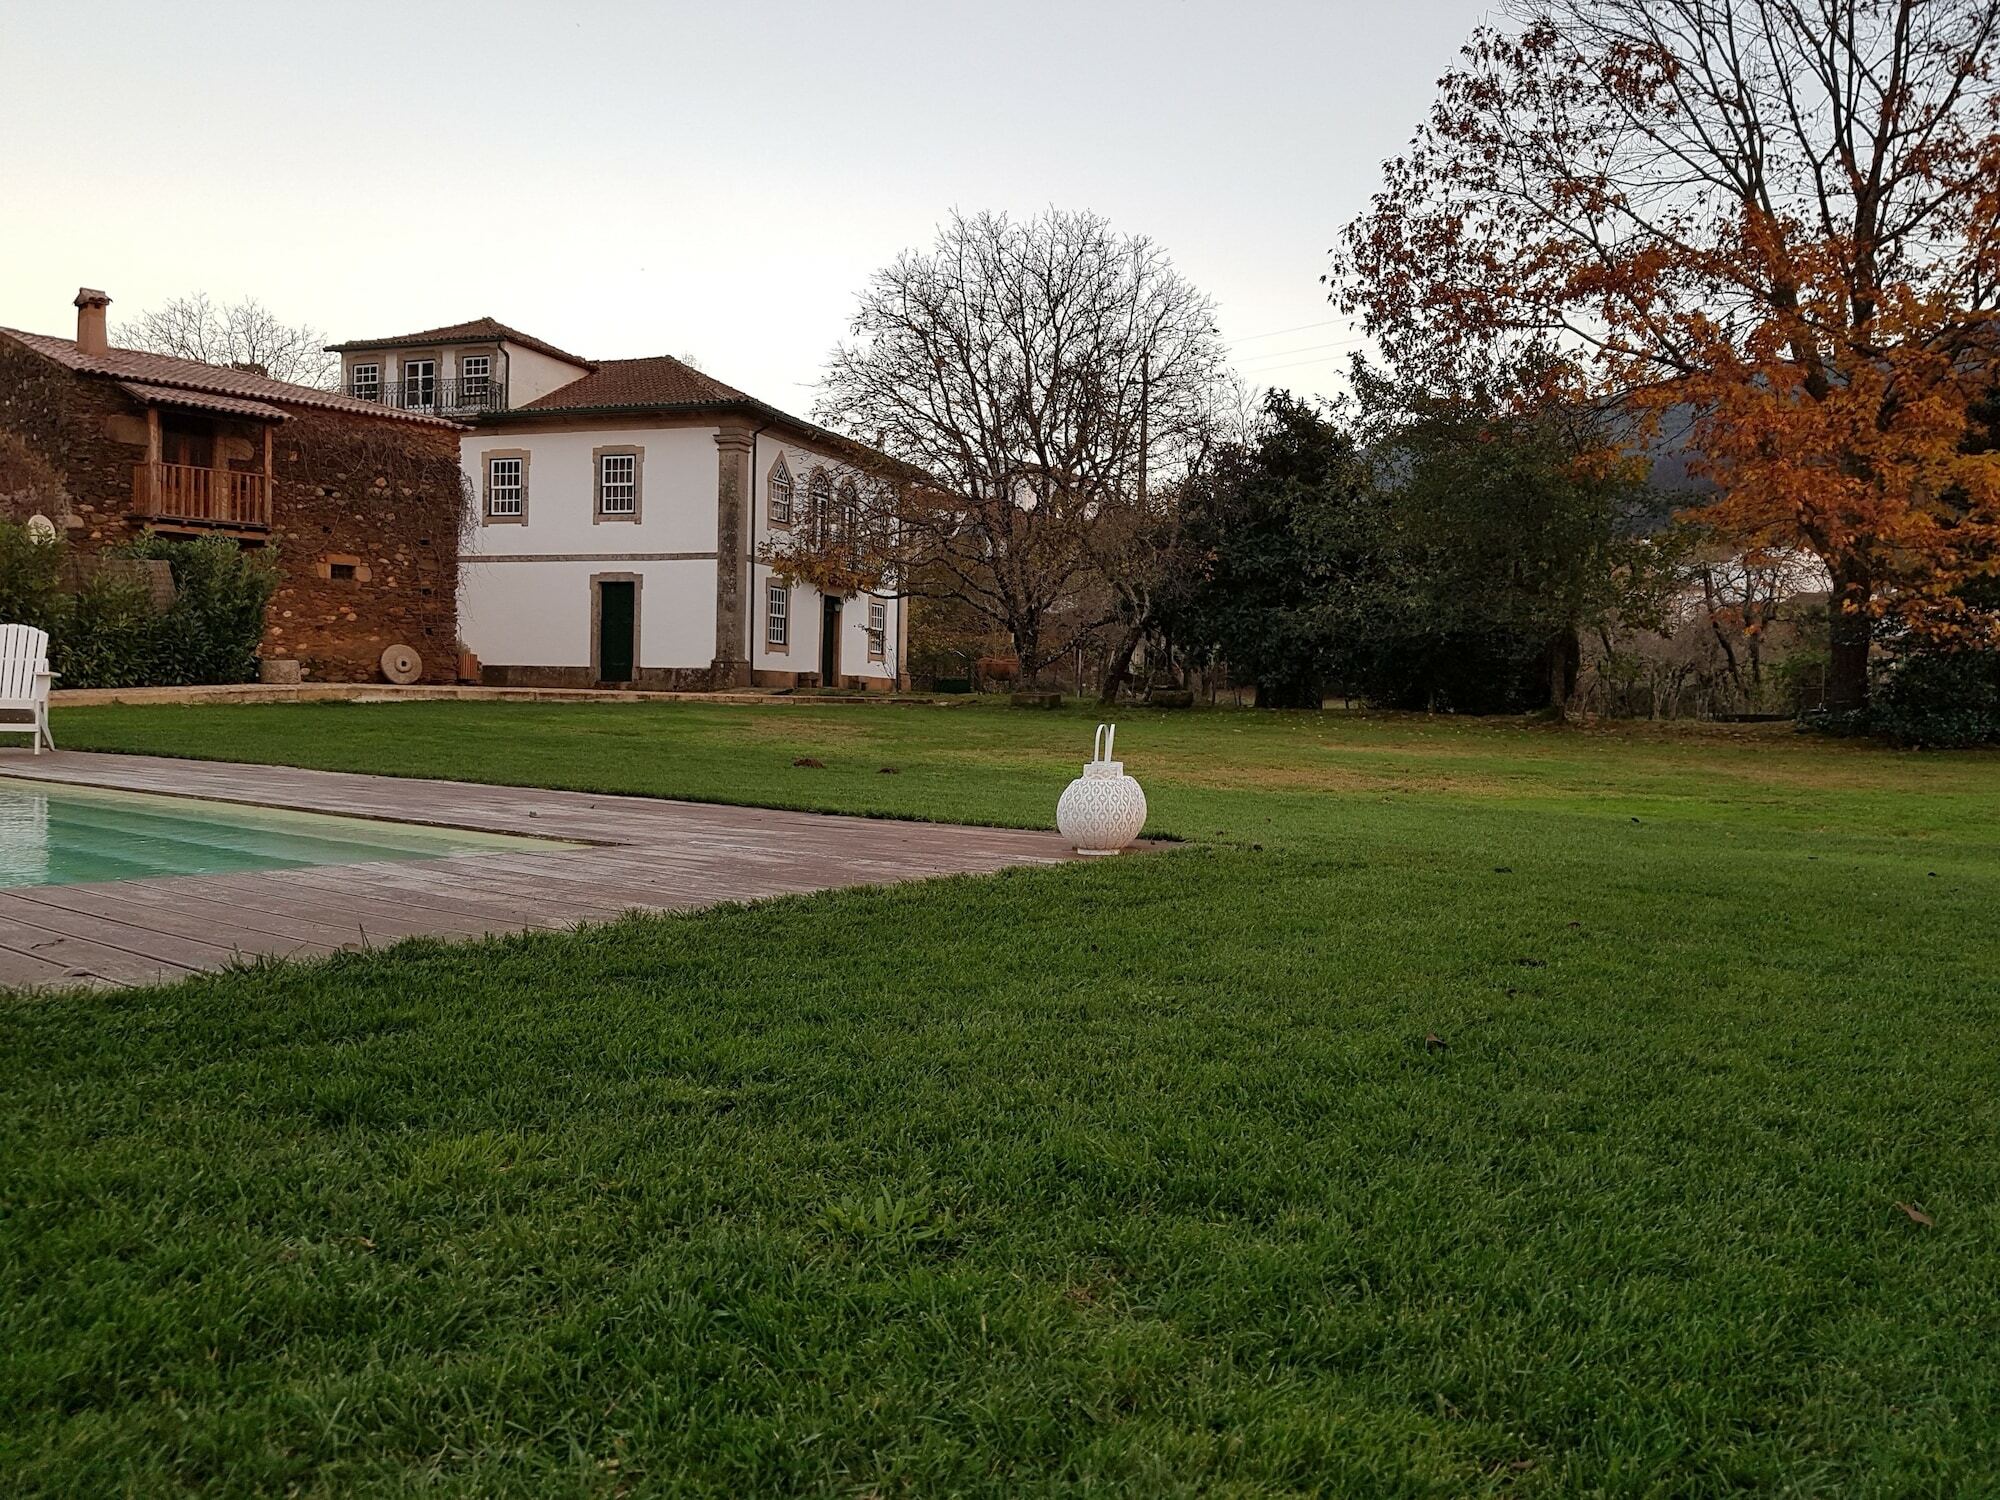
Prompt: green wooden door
<box><xmin>598</xmin><ymin>581</ymin><xmax>636</xmax><ymax>683</ymax></box>
<box><xmin>820</xmin><ymin>596</ymin><xmax>842</xmax><ymax>686</ymax></box>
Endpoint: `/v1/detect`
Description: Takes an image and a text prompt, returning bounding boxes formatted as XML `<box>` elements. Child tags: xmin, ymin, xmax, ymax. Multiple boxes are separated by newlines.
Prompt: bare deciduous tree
<box><xmin>799</xmin><ymin>208</ymin><xmax>1228</xmax><ymax>687</ymax></box>
<box><xmin>115</xmin><ymin>293</ymin><xmax>338</xmax><ymax>388</ymax></box>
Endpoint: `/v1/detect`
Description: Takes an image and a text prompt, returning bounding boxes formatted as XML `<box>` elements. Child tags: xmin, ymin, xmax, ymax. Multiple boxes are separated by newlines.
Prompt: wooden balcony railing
<box><xmin>131</xmin><ymin>462</ymin><xmax>271</xmax><ymax>529</ymax></box>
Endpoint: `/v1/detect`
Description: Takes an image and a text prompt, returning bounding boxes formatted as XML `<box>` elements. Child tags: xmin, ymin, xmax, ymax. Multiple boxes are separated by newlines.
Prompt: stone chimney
<box><xmin>74</xmin><ymin>288</ymin><xmax>111</xmax><ymax>355</ymax></box>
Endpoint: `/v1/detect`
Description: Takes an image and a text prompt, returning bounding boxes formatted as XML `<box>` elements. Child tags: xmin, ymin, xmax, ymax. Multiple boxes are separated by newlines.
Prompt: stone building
<box><xmin>327</xmin><ymin>317</ymin><xmax>909</xmax><ymax>690</ymax></box>
<box><xmin>0</xmin><ymin>289</ymin><xmax>467</xmax><ymax>683</ymax></box>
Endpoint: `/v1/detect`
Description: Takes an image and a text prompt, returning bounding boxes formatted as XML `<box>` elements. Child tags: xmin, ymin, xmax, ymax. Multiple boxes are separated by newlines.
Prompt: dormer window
<box><xmin>351</xmin><ymin>363</ymin><xmax>381</xmax><ymax>401</ymax></box>
<box><xmin>401</xmin><ymin>359</ymin><xmax>436</xmax><ymax>409</ymax></box>
<box><xmin>460</xmin><ymin>354</ymin><xmax>491</xmax><ymax>403</ymax></box>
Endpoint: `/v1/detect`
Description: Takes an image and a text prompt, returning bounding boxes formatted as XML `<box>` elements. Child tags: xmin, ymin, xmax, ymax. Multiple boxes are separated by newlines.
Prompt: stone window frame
<box><xmin>837</xmin><ymin>477</ymin><xmax>861</xmax><ymax>544</ymax></box>
<box><xmin>766</xmin><ymin>580</ymin><xmax>790</xmax><ymax>652</ymax></box>
<box><xmin>767</xmin><ymin>455</ymin><xmax>795</xmax><ymax>528</ymax></box>
<box><xmin>867</xmin><ymin>596</ymin><xmax>887</xmax><ymax>659</ymax></box>
<box><xmin>807</xmin><ymin>467</ymin><xmax>832</xmax><ymax>546</ymax></box>
<box><xmin>593</xmin><ymin>444</ymin><xmax>644</xmax><ymax>524</ymax></box>
<box><xmin>349</xmin><ymin>362</ymin><xmax>381</xmax><ymax>401</ymax></box>
<box><xmin>482</xmin><ymin>448</ymin><xmax>531</xmax><ymax>525</ymax></box>
<box><xmin>315</xmin><ymin>552</ymin><xmax>373</xmax><ymax>583</ymax></box>
<box><xmin>589</xmin><ymin>571</ymin><xmax>643</xmax><ymax>681</ymax></box>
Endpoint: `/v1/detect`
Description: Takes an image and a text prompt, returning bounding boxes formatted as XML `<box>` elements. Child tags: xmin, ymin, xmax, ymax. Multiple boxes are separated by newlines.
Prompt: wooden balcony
<box><xmin>131</xmin><ymin>462</ymin><xmax>271</xmax><ymax>530</ymax></box>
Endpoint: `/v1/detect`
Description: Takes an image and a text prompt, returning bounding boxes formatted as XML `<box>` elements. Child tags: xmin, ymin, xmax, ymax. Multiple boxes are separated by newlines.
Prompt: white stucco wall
<box><xmin>461</xmin><ymin>557</ymin><xmax>716</xmax><ymax>670</ymax></box>
<box><xmin>338</xmin><ymin>341</ymin><xmax>588</xmax><ymax>407</ymax></box>
<box><xmin>745</xmin><ymin>431</ymin><xmax>900</xmax><ymax>682</ymax></box>
<box><xmin>499</xmin><ymin>344</ymin><xmax>589</xmax><ymax>405</ymax></box>
<box><xmin>457</xmin><ymin>418</ymin><xmax>902</xmax><ymax>682</ymax></box>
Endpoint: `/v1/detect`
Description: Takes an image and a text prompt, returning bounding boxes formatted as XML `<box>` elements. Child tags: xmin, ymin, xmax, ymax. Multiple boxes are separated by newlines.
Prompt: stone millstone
<box><xmin>380</xmin><ymin>644</ymin><xmax>423</xmax><ymax>685</ymax></box>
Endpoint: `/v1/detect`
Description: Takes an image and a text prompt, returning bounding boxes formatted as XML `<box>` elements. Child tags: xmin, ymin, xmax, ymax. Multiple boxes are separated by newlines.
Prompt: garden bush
<box><xmin>1855</xmin><ymin>646</ymin><xmax>2000</xmax><ymax>748</ymax></box>
<box><xmin>0</xmin><ymin>525</ymin><xmax>277</xmax><ymax>688</ymax></box>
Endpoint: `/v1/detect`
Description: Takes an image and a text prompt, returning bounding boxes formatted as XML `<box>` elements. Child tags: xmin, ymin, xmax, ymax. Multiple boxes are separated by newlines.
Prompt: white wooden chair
<box><xmin>0</xmin><ymin>624</ymin><xmax>57</xmax><ymax>754</ymax></box>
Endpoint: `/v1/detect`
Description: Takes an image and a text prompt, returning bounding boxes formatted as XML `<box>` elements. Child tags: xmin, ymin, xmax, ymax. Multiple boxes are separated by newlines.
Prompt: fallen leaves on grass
<box><xmin>1895</xmin><ymin>1202</ymin><xmax>1935</xmax><ymax>1228</ymax></box>
<box><xmin>792</xmin><ymin>757</ymin><xmax>826</xmax><ymax>769</ymax></box>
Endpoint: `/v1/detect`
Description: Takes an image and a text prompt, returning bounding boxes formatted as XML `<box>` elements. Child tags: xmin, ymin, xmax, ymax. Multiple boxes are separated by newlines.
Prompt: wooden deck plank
<box><xmin>3</xmin><ymin>883</ymin><xmax>343</xmax><ymax>961</ymax></box>
<box><xmin>0</xmin><ymin>893</ymin><xmax>269</xmax><ymax>968</ymax></box>
<box><xmin>0</xmin><ymin>750</ymin><xmax>1122</xmax><ymax>992</ymax></box>
<box><xmin>0</xmin><ymin>907</ymin><xmax>194</xmax><ymax>987</ymax></box>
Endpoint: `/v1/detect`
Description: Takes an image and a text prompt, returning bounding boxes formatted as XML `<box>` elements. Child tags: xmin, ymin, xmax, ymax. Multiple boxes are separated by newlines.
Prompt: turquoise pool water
<box><xmin>0</xmin><ymin>779</ymin><xmax>565</xmax><ymax>888</ymax></box>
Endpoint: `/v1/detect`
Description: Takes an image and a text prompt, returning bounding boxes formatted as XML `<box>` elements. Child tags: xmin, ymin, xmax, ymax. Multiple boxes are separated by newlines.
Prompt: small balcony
<box><xmin>338</xmin><ymin>377</ymin><xmax>509</xmax><ymax>415</ymax></box>
<box><xmin>131</xmin><ymin>462</ymin><xmax>271</xmax><ymax>530</ymax></box>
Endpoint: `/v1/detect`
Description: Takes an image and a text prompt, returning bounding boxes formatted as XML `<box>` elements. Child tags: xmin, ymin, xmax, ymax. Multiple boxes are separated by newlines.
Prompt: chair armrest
<box><xmin>35</xmin><ymin>668</ymin><xmax>58</xmax><ymax>681</ymax></box>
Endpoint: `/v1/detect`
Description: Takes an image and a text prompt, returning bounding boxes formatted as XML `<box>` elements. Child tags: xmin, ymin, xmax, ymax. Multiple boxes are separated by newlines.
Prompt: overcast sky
<box><xmin>1</xmin><ymin>0</ymin><xmax>1492</xmax><ymax>418</ymax></box>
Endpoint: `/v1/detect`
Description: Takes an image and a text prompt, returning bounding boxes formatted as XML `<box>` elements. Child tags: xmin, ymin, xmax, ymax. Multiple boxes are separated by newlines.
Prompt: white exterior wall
<box><xmin>746</xmin><ymin>432</ymin><xmax>901</xmax><ymax>683</ymax></box>
<box><xmin>461</xmin><ymin>558</ymin><xmax>716</xmax><ymax>670</ymax></box>
<box><xmin>460</xmin><ymin>424</ymin><xmax>720</xmax><ymax>674</ymax></box>
<box><xmin>458</xmin><ymin>419</ymin><xmax>903</xmax><ymax>685</ymax></box>
<box><xmin>499</xmin><ymin>344</ymin><xmax>589</xmax><ymax>405</ymax></box>
<box><xmin>340</xmin><ymin>342</ymin><xmax>588</xmax><ymax>407</ymax></box>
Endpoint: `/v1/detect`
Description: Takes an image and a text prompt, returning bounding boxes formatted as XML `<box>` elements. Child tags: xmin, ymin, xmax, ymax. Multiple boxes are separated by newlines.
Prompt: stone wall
<box><xmin>0</xmin><ymin>338</ymin><xmax>464</xmax><ymax>684</ymax></box>
<box><xmin>0</xmin><ymin>337</ymin><xmax>149</xmax><ymax>546</ymax></box>
<box><xmin>266</xmin><ymin>411</ymin><xmax>463</xmax><ymax>684</ymax></box>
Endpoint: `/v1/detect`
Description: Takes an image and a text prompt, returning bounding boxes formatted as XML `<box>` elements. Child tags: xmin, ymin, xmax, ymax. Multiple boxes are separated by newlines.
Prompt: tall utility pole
<box><xmin>1137</xmin><ymin>349</ymin><xmax>1150</xmax><ymax>511</ymax></box>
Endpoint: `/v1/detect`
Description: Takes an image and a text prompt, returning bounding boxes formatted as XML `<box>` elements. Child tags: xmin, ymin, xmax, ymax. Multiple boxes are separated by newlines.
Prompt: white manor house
<box><xmin>327</xmin><ymin>319</ymin><xmax>907</xmax><ymax>691</ymax></box>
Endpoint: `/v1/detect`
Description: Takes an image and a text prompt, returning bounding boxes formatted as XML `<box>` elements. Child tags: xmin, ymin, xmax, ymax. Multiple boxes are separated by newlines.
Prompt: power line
<box><xmin>1235</xmin><ymin>335</ymin><xmax>1371</xmax><ymax>369</ymax></box>
<box><xmin>1224</xmin><ymin>317</ymin><xmax>1349</xmax><ymax>346</ymax></box>
<box><xmin>1239</xmin><ymin>353</ymin><xmax>1364</xmax><ymax>379</ymax></box>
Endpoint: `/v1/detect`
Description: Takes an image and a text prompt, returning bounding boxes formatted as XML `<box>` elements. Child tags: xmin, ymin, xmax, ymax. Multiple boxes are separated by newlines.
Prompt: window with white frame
<box><xmin>598</xmin><ymin>452</ymin><xmax>637</xmax><ymax>515</ymax></box>
<box><xmin>766</xmin><ymin>582</ymin><xmax>789</xmax><ymax>646</ymax></box>
<box><xmin>768</xmin><ymin>457</ymin><xmax>794</xmax><ymax>525</ymax></box>
<box><xmin>868</xmin><ymin>598</ymin><xmax>887</xmax><ymax>657</ymax></box>
<box><xmin>460</xmin><ymin>354</ymin><xmax>491</xmax><ymax>402</ymax></box>
<box><xmin>401</xmin><ymin>358</ymin><xmax>436</xmax><ymax>408</ymax></box>
<box><xmin>487</xmin><ymin>455</ymin><xmax>524</xmax><ymax>518</ymax></box>
<box><xmin>351</xmin><ymin>363</ymin><xmax>381</xmax><ymax>401</ymax></box>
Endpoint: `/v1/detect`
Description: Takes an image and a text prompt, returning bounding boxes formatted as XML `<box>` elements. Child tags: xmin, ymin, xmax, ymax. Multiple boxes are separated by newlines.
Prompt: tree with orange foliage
<box><xmin>1332</xmin><ymin>0</ymin><xmax>2000</xmax><ymax>710</ymax></box>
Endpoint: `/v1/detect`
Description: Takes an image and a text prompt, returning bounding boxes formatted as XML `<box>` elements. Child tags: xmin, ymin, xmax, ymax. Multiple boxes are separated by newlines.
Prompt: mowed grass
<box><xmin>3</xmin><ymin>700</ymin><xmax>1998</xmax><ymax>1496</ymax></box>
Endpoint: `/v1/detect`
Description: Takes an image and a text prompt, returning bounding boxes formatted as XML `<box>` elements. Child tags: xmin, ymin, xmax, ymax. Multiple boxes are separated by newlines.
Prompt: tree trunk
<box><xmin>1099</xmin><ymin>621</ymin><xmax>1144</xmax><ymax>704</ymax></box>
<box><xmin>1825</xmin><ymin>571</ymin><xmax>1873</xmax><ymax>714</ymax></box>
<box><xmin>1011</xmin><ymin>620</ymin><xmax>1042</xmax><ymax>689</ymax></box>
<box><xmin>1545</xmin><ymin>627</ymin><xmax>1580</xmax><ymax>716</ymax></box>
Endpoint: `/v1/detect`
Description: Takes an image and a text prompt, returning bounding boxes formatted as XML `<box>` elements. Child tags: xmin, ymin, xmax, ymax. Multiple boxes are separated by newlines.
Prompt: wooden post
<box><xmin>136</xmin><ymin>407</ymin><xmax>162</xmax><ymax>516</ymax></box>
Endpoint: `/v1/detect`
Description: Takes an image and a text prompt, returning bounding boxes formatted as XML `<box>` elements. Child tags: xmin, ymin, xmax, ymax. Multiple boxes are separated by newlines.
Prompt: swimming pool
<box><xmin>0</xmin><ymin>779</ymin><xmax>568</xmax><ymax>888</ymax></box>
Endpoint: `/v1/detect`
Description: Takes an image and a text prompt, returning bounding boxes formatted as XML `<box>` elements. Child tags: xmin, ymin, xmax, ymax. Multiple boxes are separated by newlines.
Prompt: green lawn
<box><xmin>5</xmin><ymin>700</ymin><xmax>1998</xmax><ymax>1496</ymax></box>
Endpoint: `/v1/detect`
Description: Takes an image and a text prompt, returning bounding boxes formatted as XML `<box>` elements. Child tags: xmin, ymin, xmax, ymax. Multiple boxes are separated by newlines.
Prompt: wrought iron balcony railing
<box><xmin>337</xmin><ymin>377</ymin><xmax>509</xmax><ymax>414</ymax></box>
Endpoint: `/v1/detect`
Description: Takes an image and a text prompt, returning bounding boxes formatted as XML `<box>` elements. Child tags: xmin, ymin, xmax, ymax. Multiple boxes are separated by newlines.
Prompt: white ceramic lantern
<box><xmin>1057</xmin><ymin>723</ymin><xmax>1148</xmax><ymax>856</ymax></box>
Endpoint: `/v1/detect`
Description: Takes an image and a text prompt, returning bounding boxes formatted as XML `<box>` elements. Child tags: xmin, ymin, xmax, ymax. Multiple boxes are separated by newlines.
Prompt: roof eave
<box><xmin>479</xmin><ymin>398</ymin><xmax>920</xmax><ymax>479</ymax></box>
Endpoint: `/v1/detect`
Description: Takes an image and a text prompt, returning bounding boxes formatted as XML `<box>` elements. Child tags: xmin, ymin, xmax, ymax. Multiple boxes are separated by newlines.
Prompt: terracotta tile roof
<box><xmin>326</xmin><ymin>317</ymin><xmax>594</xmax><ymax>370</ymax></box>
<box><xmin>494</xmin><ymin>352</ymin><xmax>918</xmax><ymax>479</ymax></box>
<box><xmin>116</xmin><ymin>381</ymin><xmax>292</xmax><ymax>422</ymax></box>
<box><xmin>515</xmin><ymin>354</ymin><xmax>752</xmax><ymax>412</ymax></box>
<box><xmin>0</xmin><ymin>328</ymin><xmax>464</xmax><ymax>429</ymax></box>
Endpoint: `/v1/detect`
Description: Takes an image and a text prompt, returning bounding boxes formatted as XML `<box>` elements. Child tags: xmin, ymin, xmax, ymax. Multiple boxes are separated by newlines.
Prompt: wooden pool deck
<box><xmin>0</xmin><ymin>752</ymin><xmax>1084</xmax><ymax>992</ymax></box>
